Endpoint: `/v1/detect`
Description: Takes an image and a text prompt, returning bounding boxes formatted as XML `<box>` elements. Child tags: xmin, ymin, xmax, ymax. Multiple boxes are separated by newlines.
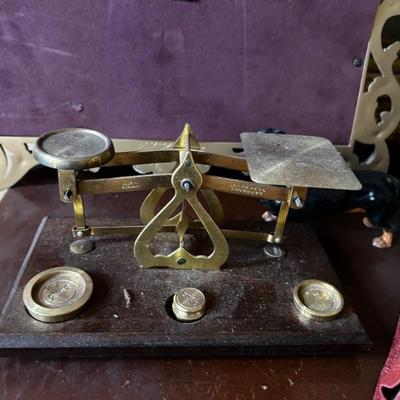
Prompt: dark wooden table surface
<box><xmin>0</xmin><ymin>168</ymin><xmax>399</xmax><ymax>400</ymax></box>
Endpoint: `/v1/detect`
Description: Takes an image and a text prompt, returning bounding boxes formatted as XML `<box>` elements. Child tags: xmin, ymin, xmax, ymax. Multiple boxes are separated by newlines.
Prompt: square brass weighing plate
<box><xmin>241</xmin><ymin>133</ymin><xmax>361</xmax><ymax>190</ymax></box>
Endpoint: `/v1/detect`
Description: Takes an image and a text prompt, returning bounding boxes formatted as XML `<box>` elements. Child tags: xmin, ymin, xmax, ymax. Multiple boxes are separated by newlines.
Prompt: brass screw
<box><xmin>352</xmin><ymin>57</ymin><xmax>362</xmax><ymax>67</ymax></box>
<box><xmin>180</xmin><ymin>179</ymin><xmax>193</xmax><ymax>191</ymax></box>
<box><xmin>63</xmin><ymin>190</ymin><xmax>73</xmax><ymax>201</ymax></box>
<box><xmin>293</xmin><ymin>196</ymin><xmax>303</xmax><ymax>208</ymax></box>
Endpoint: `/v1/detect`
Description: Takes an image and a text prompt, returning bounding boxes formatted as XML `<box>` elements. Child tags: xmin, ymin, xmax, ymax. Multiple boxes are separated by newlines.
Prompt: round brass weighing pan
<box><xmin>293</xmin><ymin>279</ymin><xmax>344</xmax><ymax>321</ymax></box>
<box><xmin>33</xmin><ymin>128</ymin><xmax>114</xmax><ymax>170</ymax></box>
<box><xmin>23</xmin><ymin>266</ymin><xmax>93</xmax><ymax>323</ymax></box>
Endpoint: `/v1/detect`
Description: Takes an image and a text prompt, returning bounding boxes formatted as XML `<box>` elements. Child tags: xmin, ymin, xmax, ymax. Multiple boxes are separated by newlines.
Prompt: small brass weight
<box><xmin>33</xmin><ymin>123</ymin><xmax>360</xmax><ymax>271</ymax></box>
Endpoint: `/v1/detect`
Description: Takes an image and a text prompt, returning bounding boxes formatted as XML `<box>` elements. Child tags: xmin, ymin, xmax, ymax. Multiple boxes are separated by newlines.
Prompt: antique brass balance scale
<box><xmin>0</xmin><ymin>123</ymin><xmax>369</xmax><ymax>356</ymax></box>
<box><xmin>32</xmin><ymin>123</ymin><xmax>348</xmax><ymax>268</ymax></box>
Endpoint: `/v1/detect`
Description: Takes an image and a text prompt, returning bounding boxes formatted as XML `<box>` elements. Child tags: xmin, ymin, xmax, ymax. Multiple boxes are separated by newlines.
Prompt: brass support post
<box><xmin>73</xmin><ymin>194</ymin><xmax>86</xmax><ymax>230</ymax></box>
<box><xmin>267</xmin><ymin>186</ymin><xmax>295</xmax><ymax>245</ymax></box>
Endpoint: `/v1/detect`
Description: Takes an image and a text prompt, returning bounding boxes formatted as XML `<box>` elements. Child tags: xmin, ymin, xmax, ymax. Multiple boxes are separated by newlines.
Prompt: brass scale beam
<box><xmin>57</xmin><ymin>125</ymin><xmax>306</xmax><ymax>270</ymax></box>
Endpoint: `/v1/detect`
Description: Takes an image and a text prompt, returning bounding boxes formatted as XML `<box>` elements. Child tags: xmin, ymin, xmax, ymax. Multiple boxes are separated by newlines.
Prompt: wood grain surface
<box><xmin>0</xmin><ymin>217</ymin><xmax>368</xmax><ymax>357</ymax></box>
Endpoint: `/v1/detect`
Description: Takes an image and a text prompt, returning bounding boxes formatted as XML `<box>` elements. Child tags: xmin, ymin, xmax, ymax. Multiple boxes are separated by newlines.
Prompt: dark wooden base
<box><xmin>0</xmin><ymin>217</ymin><xmax>370</xmax><ymax>357</ymax></box>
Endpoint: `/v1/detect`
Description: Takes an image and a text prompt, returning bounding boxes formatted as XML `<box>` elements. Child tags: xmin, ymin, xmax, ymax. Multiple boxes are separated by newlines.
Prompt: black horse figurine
<box><xmin>258</xmin><ymin>129</ymin><xmax>400</xmax><ymax>249</ymax></box>
<box><xmin>261</xmin><ymin>170</ymin><xmax>400</xmax><ymax>248</ymax></box>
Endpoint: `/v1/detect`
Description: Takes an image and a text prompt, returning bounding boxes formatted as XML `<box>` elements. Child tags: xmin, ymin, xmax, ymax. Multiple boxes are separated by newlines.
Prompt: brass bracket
<box><xmin>134</xmin><ymin>128</ymin><xmax>229</xmax><ymax>271</ymax></box>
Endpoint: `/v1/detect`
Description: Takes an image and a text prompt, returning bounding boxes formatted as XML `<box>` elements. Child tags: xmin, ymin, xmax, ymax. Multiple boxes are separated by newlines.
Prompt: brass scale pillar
<box><xmin>35</xmin><ymin>124</ymin><xmax>307</xmax><ymax>271</ymax></box>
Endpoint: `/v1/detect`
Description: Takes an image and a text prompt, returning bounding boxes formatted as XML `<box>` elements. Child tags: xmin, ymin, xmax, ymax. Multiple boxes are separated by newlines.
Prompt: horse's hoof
<box><xmin>262</xmin><ymin>211</ymin><xmax>277</xmax><ymax>222</ymax></box>
<box><xmin>372</xmin><ymin>236</ymin><xmax>391</xmax><ymax>249</ymax></box>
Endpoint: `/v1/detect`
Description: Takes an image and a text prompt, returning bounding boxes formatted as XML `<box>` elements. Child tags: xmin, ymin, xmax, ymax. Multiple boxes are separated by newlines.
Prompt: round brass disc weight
<box><xmin>172</xmin><ymin>288</ymin><xmax>206</xmax><ymax>322</ymax></box>
<box><xmin>172</xmin><ymin>287</ymin><xmax>206</xmax><ymax>322</ymax></box>
<box><xmin>293</xmin><ymin>279</ymin><xmax>344</xmax><ymax>321</ymax></box>
<box><xmin>23</xmin><ymin>266</ymin><xmax>93</xmax><ymax>323</ymax></box>
<box><xmin>33</xmin><ymin>128</ymin><xmax>114</xmax><ymax>170</ymax></box>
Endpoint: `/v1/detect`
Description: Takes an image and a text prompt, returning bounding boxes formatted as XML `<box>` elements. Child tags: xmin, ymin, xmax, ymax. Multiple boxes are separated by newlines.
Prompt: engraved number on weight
<box><xmin>230</xmin><ymin>184</ymin><xmax>266</xmax><ymax>197</ymax></box>
<box><xmin>48</xmin><ymin>283</ymin><xmax>72</xmax><ymax>302</ymax></box>
<box><xmin>304</xmin><ymin>289</ymin><xmax>333</xmax><ymax>312</ymax></box>
<box><xmin>178</xmin><ymin>289</ymin><xmax>202</xmax><ymax>308</ymax></box>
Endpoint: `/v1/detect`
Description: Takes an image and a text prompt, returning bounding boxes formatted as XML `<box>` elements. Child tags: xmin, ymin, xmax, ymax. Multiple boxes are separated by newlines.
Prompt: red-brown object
<box><xmin>374</xmin><ymin>319</ymin><xmax>400</xmax><ymax>400</ymax></box>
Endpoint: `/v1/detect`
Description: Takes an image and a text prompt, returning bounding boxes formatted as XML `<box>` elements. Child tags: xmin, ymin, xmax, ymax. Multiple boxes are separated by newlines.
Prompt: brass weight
<box><xmin>23</xmin><ymin>266</ymin><xmax>93</xmax><ymax>323</ymax></box>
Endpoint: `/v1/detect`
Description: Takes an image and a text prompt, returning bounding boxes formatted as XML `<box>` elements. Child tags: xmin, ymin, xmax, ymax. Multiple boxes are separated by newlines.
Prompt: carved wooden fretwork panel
<box><xmin>0</xmin><ymin>137</ymin><xmax>37</xmax><ymax>190</ymax></box>
<box><xmin>344</xmin><ymin>0</ymin><xmax>400</xmax><ymax>172</ymax></box>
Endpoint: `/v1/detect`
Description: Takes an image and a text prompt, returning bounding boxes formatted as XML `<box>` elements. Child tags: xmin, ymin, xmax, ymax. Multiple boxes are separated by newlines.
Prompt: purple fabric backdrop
<box><xmin>0</xmin><ymin>0</ymin><xmax>376</xmax><ymax>143</ymax></box>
